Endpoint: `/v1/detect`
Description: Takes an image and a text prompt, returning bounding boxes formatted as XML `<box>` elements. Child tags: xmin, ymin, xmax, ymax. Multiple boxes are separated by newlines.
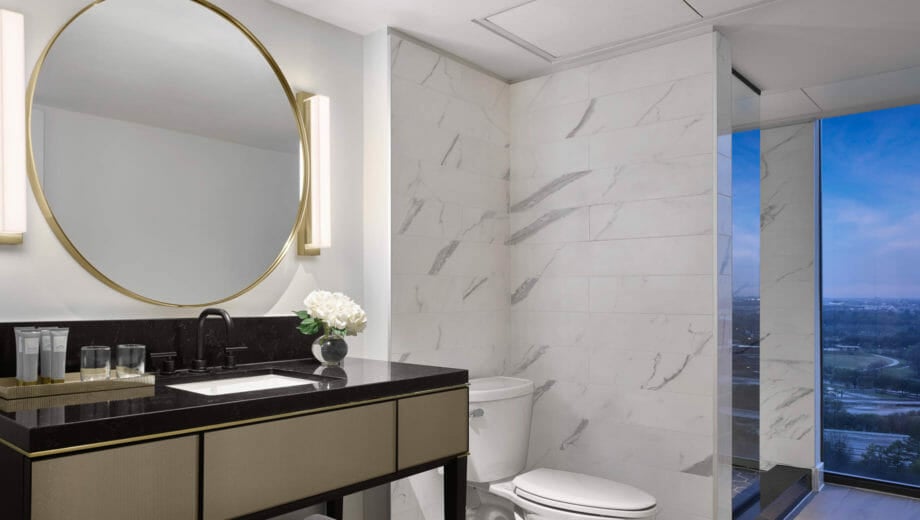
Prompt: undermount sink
<box><xmin>168</xmin><ymin>374</ymin><xmax>316</xmax><ymax>396</ymax></box>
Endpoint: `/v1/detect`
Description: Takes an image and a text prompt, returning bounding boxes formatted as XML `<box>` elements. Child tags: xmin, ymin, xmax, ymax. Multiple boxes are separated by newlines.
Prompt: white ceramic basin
<box><xmin>167</xmin><ymin>374</ymin><xmax>315</xmax><ymax>396</ymax></box>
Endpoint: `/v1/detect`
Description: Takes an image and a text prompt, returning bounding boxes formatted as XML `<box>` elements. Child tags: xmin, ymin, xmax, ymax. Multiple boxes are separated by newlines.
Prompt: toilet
<box><xmin>468</xmin><ymin>377</ymin><xmax>658</xmax><ymax>520</ymax></box>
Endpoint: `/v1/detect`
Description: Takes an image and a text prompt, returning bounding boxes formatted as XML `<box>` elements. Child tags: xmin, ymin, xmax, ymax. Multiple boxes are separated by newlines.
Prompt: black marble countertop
<box><xmin>0</xmin><ymin>358</ymin><xmax>468</xmax><ymax>454</ymax></box>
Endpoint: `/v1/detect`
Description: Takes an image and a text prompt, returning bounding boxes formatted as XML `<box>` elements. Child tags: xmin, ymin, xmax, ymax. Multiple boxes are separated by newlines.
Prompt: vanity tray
<box><xmin>0</xmin><ymin>372</ymin><xmax>155</xmax><ymax>401</ymax></box>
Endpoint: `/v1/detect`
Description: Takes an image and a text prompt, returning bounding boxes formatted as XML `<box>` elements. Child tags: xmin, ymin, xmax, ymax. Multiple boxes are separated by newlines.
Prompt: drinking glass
<box><xmin>80</xmin><ymin>346</ymin><xmax>111</xmax><ymax>382</ymax></box>
<box><xmin>116</xmin><ymin>344</ymin><xmax>146</xmax><ymax>378</ymax></box>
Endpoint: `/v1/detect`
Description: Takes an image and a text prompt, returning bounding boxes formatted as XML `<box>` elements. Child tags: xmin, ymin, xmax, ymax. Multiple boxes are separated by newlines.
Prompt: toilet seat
<box><xmin>490</xmin><ymin>469</ymin><xmax>658</xmax><ymax>519</ymax></box>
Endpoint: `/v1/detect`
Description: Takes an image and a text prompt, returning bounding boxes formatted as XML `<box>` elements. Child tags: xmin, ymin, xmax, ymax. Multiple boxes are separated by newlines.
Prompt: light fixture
<box><xmin>295</xmin><ymin>92</ymin><xmax>331</xmax><ymax>256</ymax></box>
<box><xmin>0</xmin><ymin>9</ymin><xmax>24</xmax><ymax>245</ymax></box>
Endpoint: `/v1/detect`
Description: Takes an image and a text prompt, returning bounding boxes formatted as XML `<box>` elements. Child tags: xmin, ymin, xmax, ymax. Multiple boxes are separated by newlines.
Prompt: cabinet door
<box><xmin>203</xmin><ymin>401</ymin><xmax>395</xmax><ymax>520</ymax></box>
<box><xmin>31</xmin><ymin>436</ymin><xmax>198</xmax><ymax>520</ymax></box>
<box><xmin>398</xmin><ymin>388</ymin><xmax>468</xmax><ymax>470</ymax></box>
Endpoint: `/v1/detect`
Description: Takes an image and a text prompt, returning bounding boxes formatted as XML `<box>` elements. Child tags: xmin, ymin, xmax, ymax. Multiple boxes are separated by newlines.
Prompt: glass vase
<box><xmin>312</xmin><ymin>332</ymin><xmax>348</xmax><ymax>366</ymax></box>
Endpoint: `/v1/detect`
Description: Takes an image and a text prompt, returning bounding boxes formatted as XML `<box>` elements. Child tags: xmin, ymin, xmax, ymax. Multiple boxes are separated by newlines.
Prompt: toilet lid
<box><xmin>513</xmin><ymin>469</ymin><xmax>657</xmax><ymax>517</ymax></box>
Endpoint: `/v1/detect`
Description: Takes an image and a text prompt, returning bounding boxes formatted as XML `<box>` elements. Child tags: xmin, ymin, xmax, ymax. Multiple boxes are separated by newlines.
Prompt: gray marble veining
<box><xmin>509</xmin><ymin>169</ymin><xmax>591</xmax><ymax>213</ymax></box>
<box><xmin>506</xmin><ymin>207</ymin><xmax>577</xmax><ymax>246</ymax></box>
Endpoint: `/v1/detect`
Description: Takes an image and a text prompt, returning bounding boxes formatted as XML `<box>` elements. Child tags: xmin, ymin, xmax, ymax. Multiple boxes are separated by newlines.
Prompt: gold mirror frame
<box><xmin>25</xmin><ymin>0</ymin><xmax>311</xmax><ymax>308</ymax></box>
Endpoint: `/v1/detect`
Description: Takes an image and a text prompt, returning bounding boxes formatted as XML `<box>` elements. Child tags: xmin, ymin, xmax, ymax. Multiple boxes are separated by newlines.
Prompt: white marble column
<box><xmin>759</xmin><ymin>122</ymin><xmax>821</xmax><ymax>474</ymax></box>
<box><xmin>714</xmin><ymin>33</ymin><xmax>734</xmax><ymax>520</ymax></box>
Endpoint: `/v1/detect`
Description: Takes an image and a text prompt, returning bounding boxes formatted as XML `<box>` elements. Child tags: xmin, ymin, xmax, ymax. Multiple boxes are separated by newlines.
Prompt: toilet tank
<box><xmin>468</xmin><ymin>377</ymin><xmax>535</xmax><ymax>483</ymax></box>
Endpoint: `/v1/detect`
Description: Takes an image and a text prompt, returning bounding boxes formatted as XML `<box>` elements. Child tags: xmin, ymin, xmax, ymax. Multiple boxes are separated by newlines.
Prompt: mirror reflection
<box><xmin>30</xmin><ymin>0</ymin><xmax>303</xmax><ymax>305</ymax></box>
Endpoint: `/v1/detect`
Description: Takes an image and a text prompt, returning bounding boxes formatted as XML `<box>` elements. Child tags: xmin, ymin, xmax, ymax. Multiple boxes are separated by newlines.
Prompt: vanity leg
<box><xmin>325</xmin><ymin>497</ymin><xmax>344</xmax><ymax>519</ymax></box>
<box><xmin>444</xmin><ymin>456</ymin><xmax>467</xmax><ymax>520</ymax></box>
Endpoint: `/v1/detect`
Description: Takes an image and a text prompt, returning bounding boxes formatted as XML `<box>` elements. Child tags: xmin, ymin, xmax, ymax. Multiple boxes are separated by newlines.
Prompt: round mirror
<box><xmin>27</xmin><ymin>0</ymin><xmax>306</xmax><ymax>307</ymax></box>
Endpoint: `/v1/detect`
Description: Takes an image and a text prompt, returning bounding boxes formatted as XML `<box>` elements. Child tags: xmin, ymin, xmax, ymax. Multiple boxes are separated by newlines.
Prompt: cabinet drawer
<box><xmin>31</xmin><ymin>436</ymin><xmax>198</xmax><ymax>520</ymax></box>
<box><xmin>398</xmin><ymin>388</ymin><xmax>468</xmax><ymax>470</ymax></box>
<box><xmin>203</xmin><ymin>401</ymin><xmax>395</xmax><ymax>520</ymax></box>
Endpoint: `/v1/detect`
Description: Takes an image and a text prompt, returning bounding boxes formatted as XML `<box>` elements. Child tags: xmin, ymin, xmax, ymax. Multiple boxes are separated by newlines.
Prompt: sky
<box><xmin>731</xmin><ymin>103</ymin><xmax>920</xmax><ymax>300</ymax></box>
<box><xmin>823</xmin><ymin>104</ymin><xmax>920</xmax><ymax>299</ymax></box>
<box><xmin>732</xmin><ymin>129</ymin><xmax>760</xmax><ymax>298</ymax></box>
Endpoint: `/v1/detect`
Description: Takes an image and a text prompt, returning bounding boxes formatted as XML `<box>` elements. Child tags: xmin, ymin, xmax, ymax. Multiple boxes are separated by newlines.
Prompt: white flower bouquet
<box><xmin>295</xmin><ymin>290</ymin><xmax>367</xmax><ymax>337</ymax></box>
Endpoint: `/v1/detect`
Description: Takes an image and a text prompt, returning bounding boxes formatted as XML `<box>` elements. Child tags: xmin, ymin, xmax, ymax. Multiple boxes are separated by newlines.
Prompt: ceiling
<box><xmin>272</xmin><ymin>0</ymin><xmax>920</xmax><ymax>125</ymax></box>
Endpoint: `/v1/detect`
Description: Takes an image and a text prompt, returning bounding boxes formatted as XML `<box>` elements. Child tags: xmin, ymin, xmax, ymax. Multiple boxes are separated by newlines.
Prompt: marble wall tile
<box><xmin>391</xmin><ymin>116</ymin><xmax>508</xmax><ymax>179</ymax></box>
<box><xmin>508</xmin><ymin>207</ymin><xmax>590</xmax><ymax>245</ymax></box>
<box><xmin>759</xmin><ymin>122</ymin><xmax>819</xmax><ymax>472</ymax></box>
<box><xmin>389</xmin><ymin>34</ymin><xmax>511</xmax><ymax>518</ymax></box>
<box><xmin>389</xmin><ymin>29</ymin><xmax>730</xmax><ymax>520</ymax></box>
<box><xmin>515</xmin><ymin>73</ymin><xmax>714</xmax><ymax>145</ymax></box>
<box><xmin>511</xmin><ymin>67</ymin><xmax>591</xmax><ymax>116</ymax></box>
<box><xmin>392</xmin><ymin>236</ymin><xmax>507</xmax><ymax>276</ymax></box>
<box><xmin>511</xmin><ymin>310</ymin><xmax>590</xmax><ymax>349</ymax></box>
<box><xmin>510</xmin><ymin>136</ymin><xmax>590</xmax><ymax>179</ymax></box>
<box><xmin>589</xmin><ymin>275</ymin><xmax>714</xmax><ymax>315</ymax></box>
<box><xmin>510</xmin><ymin>275</ymin><xmax>589</xmax><ymax>312</ymax></box>
<box><xmin>509</xmin><ymin>156</ymin><xmax>713</xmax><ymax>214</ymax></box>
<box><xmin>391</xmin><ymin>37</ymin><xmax>507</xmax><ymax>117</ymax></box>
<box><xmin>509</xmin><ymin>31</ymin><xmax>729</xmax><ymax>520</ymax></box>
<box><xmin>588</xmin><ymin>195</ymin><xmax>714</xmax><ymax>240</ymax></box>
<box><xmin>390</xmin><ymin>310</ymin><xmax>510</xmax><ymax>369</ymax></box>
<box><xmin>585</xmin><ymin>313</ymin><xmax>715</xmax><ymax>357</ymax></box>
<box><xmin>588</xmin><ymin>347</ymin><xmax>715</xmax><ymax>396</ymax></box>
<box><xmin>590</xmin><ymin>115</ymin><xmax>714</xmax><ymax>168</ymax></box>
<box><xmin>505</xmin><ymin>342</ymin><xmax>590</xmax><ymax>383</ymax></box>
<box><xmin>511</xmin><ymin>242</ymin><xmax>594</xmax><ymax>279</ymax></box>
<box><xmin>392</xmin><ymin>153</ymin><xmax>508</xmax><ymax>214</ymax></box>
<box><xmin>590</xmin><ymin>236</ymin><xmax>714</xmax><ymax>276</ymax></box>
<box><xmin>392</xmin><ymin>77</ymin><xmax>508</xmax><ymax>147</ymax></box>
<box><xmin>588</xmin><ymin>34</ymin><xmax>715</xmax><ymax>98</ymax></box>
<box><xmin>391</xmin><ymin>274</ymin><xmax>509</xmax><ymax>314</ymax></box>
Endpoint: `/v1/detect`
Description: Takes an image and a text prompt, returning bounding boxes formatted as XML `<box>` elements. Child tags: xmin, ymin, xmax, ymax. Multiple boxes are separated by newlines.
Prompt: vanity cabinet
<box><xmin>398</xmin><ymin>388</ymin><xmax>468</xmax><ymax>470</ymax></box>
<box><xmin>8</xmin><ymin>385</ymin><xmax>469</xmax><ymax>519</ymax></box>
<box><xmin>203</xmin><ymin>401</ymin><xmax>396</xmax><ymax>520</ymax></box>
<box><xmin>30</xmin><ymin>436</ymin><xmax>198</xmax><ymax>520</ymax></box>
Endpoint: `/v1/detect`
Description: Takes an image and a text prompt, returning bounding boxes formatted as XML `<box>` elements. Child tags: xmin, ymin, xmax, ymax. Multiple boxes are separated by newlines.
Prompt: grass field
<box><xmin>825</xmin><ymin>352</ymin><xmax>890</xmax><ymax>371</ymax></box>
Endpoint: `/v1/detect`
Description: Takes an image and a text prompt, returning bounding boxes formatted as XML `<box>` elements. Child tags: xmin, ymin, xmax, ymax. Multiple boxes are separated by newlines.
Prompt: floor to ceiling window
<box><xmin>822</xmin><ymin>103</ymin><xmax>920</xmax><ymax>489</ymax></box>
<box><xmin>733</xmin><ymin>128</ymin><xmax>761</xmax><ymax>465</ymax></box>
<box><xmin>732</xmin><ymin>129</ymin><xmax>762</xmax><ymax>516</ymax></box>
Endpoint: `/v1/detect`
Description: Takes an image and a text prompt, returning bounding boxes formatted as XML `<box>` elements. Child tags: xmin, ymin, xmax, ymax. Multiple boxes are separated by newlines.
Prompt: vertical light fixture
<box><xmin>296</xmin><ymin>92</ymin><xmax>331</xmax><ymax>256</ymax></box>
<box><xmin>0</xmin><ymin>10</ymin><xmax>24</xmax><ymax>245</ymax></box>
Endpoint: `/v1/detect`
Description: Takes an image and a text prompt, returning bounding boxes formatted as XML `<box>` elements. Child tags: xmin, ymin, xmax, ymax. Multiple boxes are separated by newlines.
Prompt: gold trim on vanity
<box><xmin>0</xmin><ymin>232</ymin><xmax>23</xmax><ymax>245</ymax></box>
<box><xmin>0</xmin><ymin>384</ymin><xmax>469</xmax><ymax>459</ymax></box>
<box><xmin>24</xmin><ymin>0</ymin><xmax>311</xmax><ymax>307</ymax></box>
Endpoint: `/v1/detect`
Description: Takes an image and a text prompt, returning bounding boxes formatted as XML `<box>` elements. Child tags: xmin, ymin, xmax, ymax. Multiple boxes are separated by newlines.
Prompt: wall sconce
<box><xmin>0</xmin><ymin>10</ymin><xmax>24</xmax><ymax>246</ymax></box>
<box><xmin>295</xmin><ymin>92</ymin><xmax>331</xmax><ymax>256</ymax></box>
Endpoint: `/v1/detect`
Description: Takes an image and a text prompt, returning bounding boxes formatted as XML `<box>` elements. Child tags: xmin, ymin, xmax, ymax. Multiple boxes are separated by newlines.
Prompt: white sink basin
<box><xmin>167</xmin><ymin>374</ymin><xmax>315</xmax><ymax>396</ymax></box>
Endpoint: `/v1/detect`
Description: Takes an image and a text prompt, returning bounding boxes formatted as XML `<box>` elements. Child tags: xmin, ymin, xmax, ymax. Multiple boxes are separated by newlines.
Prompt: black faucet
<box><xmin>191</xmin><ymin>308</ymin><xmax>234</xmax><ymax>372</ymax></box>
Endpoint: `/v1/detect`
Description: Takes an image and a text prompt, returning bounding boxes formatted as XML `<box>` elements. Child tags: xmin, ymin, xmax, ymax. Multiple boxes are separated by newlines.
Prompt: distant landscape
<box><xmin>733</xmin><ymin>297</ymin><xmax>920</xmax><ymax>485</ymax></box>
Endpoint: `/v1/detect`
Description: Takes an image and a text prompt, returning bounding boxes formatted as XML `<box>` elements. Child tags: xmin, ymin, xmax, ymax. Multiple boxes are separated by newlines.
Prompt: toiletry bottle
<box><xmin>19</xmin><ymin>330</ymin><xmax>42</xmax><ymax>386</ymax></box>
<box><xmin>40</xmin><ymin>328</ymin><xmax>53</xmax><ymax>384</ymax></box>
<box><xmin>13</xmin><ymin>327</ymin><xmax>32</xmax><ymax>386</ymax></box>
<box><xmin>50</xmin><ymin>328</ymin><xmax>69</xmax><ymax>383</ymax></box>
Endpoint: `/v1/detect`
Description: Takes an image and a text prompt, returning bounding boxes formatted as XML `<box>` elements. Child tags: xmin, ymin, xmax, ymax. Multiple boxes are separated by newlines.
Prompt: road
<box><xmin>825</xmin><ymin>429</ymin><xmax>910</xmax><ymax>458</ymax></box>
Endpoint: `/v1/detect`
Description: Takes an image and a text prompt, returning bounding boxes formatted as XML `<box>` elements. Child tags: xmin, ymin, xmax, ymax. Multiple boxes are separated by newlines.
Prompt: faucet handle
<box><xmin>150</xmin><ymin>352</ymin><xmax>178</xmax><ymax>375</ymax></box>
<box><xmin>222</xmin><ymin>346</ymin><xmax>248</xmax><ymax>369</ymax></box>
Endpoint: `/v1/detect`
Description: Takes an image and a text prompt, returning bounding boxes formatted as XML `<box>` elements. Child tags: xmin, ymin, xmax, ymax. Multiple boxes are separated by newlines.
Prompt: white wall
<box><xmin>508</xmin><ymin>32</ymin><xmax>732</xmax><ymax>520</ymax></box>
<box><xmin>0</xmin><ymin>0</ymin><xmax>366</xmax><ymax>356</ymax></box>
<box><xmin>362</xmin><ymin>28</ymin><xmax>392</xmax><ymax>363</ymax></box>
